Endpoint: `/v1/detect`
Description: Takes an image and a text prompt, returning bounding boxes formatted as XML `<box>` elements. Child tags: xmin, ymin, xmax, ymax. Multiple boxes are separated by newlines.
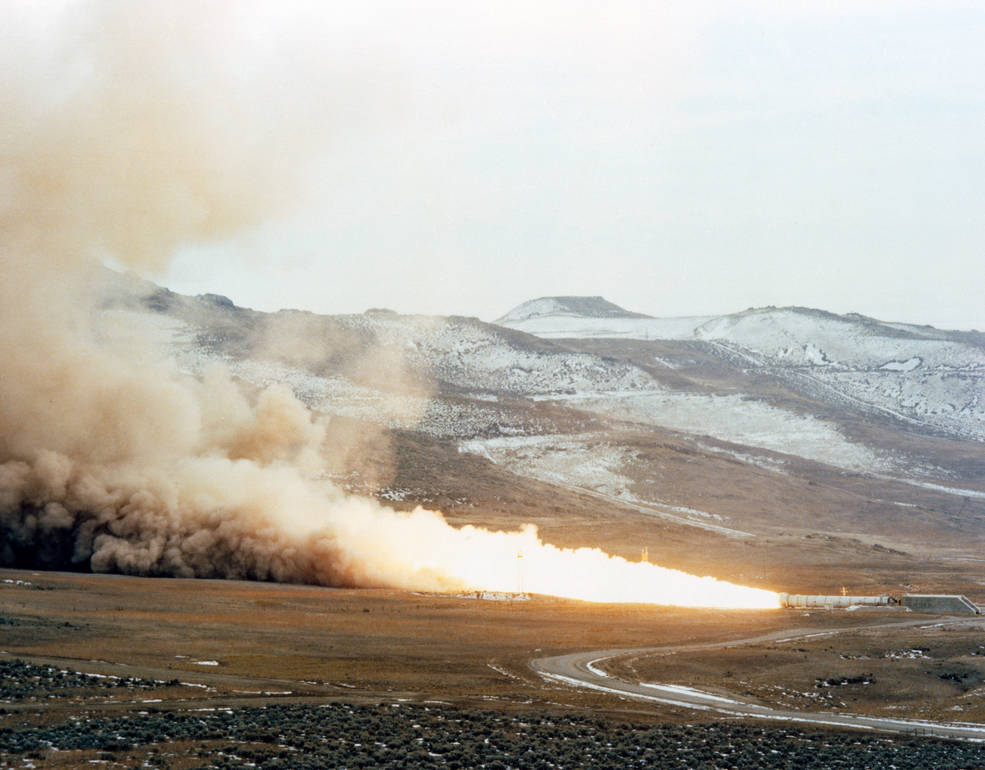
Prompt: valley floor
<box><xmin>3</xmin><ymin>570</ymin><xmax>985</xmax><ymax>768</ymax></box>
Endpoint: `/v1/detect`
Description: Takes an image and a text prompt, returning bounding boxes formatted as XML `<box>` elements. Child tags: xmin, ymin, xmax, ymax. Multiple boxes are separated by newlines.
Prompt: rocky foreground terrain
<box><xmin>5</xmin><ymin>666</ymin><xmax>985</xmax><ymax>770</ymax></box>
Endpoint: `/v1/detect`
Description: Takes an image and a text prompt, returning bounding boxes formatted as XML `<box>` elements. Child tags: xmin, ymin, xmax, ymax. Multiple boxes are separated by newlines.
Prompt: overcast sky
<box><xmin>38</xmin><ymin>2</ymin><xmax>985</xmax><ymax>328</ymax></box>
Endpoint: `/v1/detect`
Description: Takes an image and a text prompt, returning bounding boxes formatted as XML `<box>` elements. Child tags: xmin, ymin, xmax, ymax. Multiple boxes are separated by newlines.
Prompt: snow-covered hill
<box><xmin>88</xmin><ymin>275</ymin><xmax>985</xmax><ymax>547</ymax></box>
<box><xmin>94</xmin><ymin>273</ymin><xmax>985</xmax><ymax>489</ymax></box>
<box><xmin>498</xmin><ymin>301</ymin><xmax>985</xmax><ymax>442</ymax></box>
<box><xmin>496</xmin><ymin>296</ymin><xmax>651</xmax><ymax>325</ymax></box>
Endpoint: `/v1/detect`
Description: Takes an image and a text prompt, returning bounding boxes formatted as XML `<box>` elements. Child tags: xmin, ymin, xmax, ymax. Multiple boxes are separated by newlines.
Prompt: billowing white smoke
<box><xmin>0</xmin><ymin>1</ymin><xmax>777</xmax><ymax>608</ymax></box>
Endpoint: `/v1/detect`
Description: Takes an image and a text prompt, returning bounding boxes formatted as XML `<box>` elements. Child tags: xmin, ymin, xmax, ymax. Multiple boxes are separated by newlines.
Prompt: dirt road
<box><xmin>531</xmin><ymin>616</ymin><xmax>985</xmax><ymax>741</ymax></box>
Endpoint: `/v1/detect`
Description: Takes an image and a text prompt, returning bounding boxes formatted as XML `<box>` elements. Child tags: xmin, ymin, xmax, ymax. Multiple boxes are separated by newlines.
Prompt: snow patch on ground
<box><xmin>695</xmin><ymin>443</ymin><xmax>787</xmax><ymax>473</ymax></box>
<box><xmin>459</xmin><ymin>434</ymin><xmax>754</xmax><ymax>537</ymax></box>
<box><xmin>460</xmin><ymin>434</ymin><xmax>638</xmax><ymax>500</ymax></box>
<box><xmin>881</xmin><ymin>357</ymin><xmax>922</xmax><ymax>372</ymax></box>
<box><xmin>902</xmin><ymin>480</ymin><xmax>985</xmax><ymax>500</ymax></box>
<box><xmin>540</xmin><ymin>391</ymin><xmax>892</xmax><ymax>473</ymax></box>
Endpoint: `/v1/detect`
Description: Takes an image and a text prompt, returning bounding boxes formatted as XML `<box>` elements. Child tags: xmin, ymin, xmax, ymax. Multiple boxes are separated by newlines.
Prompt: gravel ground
<box><xmin>3</xmin><ymin>659</ymin><xmax>985</xmax><ymax>768</ymax></box>
<box><xmin>0</xmin><ymin>659</ymin><xmax>187</xmax><ymax>702</ymax></box>
<box><xmin>4</xmin><ymin>699</ymin><xmax>985</xmax><ymax>769</ymax></box>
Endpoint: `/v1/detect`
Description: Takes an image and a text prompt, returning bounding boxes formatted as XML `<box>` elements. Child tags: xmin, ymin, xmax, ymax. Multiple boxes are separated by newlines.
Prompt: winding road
<box><xmin>531</xmin><ymin>616</ymin><xmax>985</xmax><ymax>742</ymax></box>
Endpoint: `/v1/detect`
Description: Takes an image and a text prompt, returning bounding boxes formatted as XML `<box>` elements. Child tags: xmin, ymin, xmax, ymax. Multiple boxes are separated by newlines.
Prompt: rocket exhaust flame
<box><xmin>0</xmin><ymin>1</ymin><xmax>778</xmax><ymax>611</ymax></box>
<box><xmin>425</xmin><ymin>528</ymin><xmax>780</xmax><ymax>608</ymax></box>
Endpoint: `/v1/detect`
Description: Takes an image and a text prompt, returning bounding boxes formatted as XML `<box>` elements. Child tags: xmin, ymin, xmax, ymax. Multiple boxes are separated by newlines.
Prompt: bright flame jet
<box><xmin>397</xmin><ymin>521</ymin><xmax>780</xmax><ymax>610</ymax></box>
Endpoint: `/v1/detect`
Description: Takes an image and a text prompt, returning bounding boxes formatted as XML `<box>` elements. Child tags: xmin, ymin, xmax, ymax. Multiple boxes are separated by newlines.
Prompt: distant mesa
<box><xmin>197</xmin><ymin>293</ymin><xmax>235</xmax><ymax>309</ymax></box>
<box><xmin>496</xmin><ymin>296</ymin><xmax>651</xmax><ymax>324</ymax></box>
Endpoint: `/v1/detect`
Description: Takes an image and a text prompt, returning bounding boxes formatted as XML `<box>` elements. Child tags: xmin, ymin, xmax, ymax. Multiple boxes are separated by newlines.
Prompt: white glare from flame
<box><xmin>403</xmin><ymin>522</ymin><xmax>780</xmax><ymax>610</ymax></box>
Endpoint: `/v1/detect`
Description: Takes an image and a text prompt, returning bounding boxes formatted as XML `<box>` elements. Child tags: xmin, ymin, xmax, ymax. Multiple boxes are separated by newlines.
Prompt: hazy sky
<box><xmin>29</xmin><ymin>2</ymin><xmax>985</xmax><ymax>328</ymax></box>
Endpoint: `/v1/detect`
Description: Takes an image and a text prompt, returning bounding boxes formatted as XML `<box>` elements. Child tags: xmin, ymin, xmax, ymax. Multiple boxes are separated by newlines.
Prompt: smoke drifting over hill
<box><xmin>0</xmin><ymin>2</ymin><xmax>777</xmax><ymax>608</ymax></box>
<box><xmin>0</xmin><ymin>0</ymin><xmax>435</xmax><ymax>587</ymax></box>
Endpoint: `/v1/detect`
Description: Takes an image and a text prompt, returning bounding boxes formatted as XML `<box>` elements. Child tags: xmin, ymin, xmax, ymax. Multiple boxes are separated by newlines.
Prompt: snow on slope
<box><xmin>97</xmin><ymin>296</ymin><xmax>900</xmax><ymax>473</ymax></box>
<box><xmin>500</xmin><ymin>313</ymin><xmax>716</xmax><ymax>340</ymax></box>
<box><xmin>224</xmin><ymin>357</ymin><xmax>566</xmax><ymax>439</ymax></box>
<box><xmin>695</xmin><ymin>310</ymin><xmax>985</xmax><ymax>441</ymax></box>
<box><xmin>693</xmin><ymin>308</ymin><xmax>984</xmax><ymax>370</ymax></box>
<box><xmin>94</xmin><ymin>302</ymin><xmax>644</xmax><ymax>439</ymax></box>
<box><xmin>496</xmin><ymin>296</ymin><xmax>651</xmax><ymax>324</ymax></box>
<box><xmin>460</xmin><ymin>434</ymin><xmax>637</xmax><ymax>499</ymax></box>
<box><xmin>335</xmin><ymin>312</ymin><xmax>655</xmax><ymax>396</ymax></box>
<box><xmin>536</xmin><ymin>391</ymin><xmax>893</xmax><ymax>473</ymax></box>
<box><xmin>459</xmin><ymin>434</ymin><xmax>753</xmax><ymax>536</ymax></box>
<box><xmin>499</xmin><ymin>303</ymin><xmax>985</xmax><ymax>442</ymax></box>
<box><xmin>342</xmin><ymin>312</ymin><xmax>896</xmax><ymax>471</ymax></box>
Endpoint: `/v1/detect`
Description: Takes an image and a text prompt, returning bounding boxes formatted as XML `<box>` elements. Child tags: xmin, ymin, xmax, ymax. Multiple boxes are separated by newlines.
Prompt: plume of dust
<box><xmin>247</xmin><ymin>310</ymin><xmax>436</xmax><ymax>492</ymax></box>
<box><xmin>0</xmin><ymin>1</ymin><xmax>778</xmax><ymax>609</ymax></box>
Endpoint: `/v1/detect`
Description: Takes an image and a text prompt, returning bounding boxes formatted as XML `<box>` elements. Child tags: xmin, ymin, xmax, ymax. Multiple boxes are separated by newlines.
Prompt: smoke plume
<box><xmin>0</xmin><ymin>0</ymin><xmax>437</xmax><ymax>587</ymax></box>
<box><xmin>0</xmin><ymin>2</ymin><xmax>777</xmax><ymax>608</ymax></box>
